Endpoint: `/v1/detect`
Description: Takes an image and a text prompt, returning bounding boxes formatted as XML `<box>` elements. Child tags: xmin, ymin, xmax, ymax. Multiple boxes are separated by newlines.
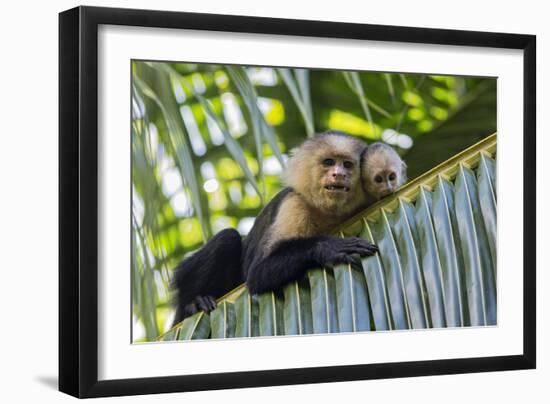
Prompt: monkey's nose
<box><xmin>332</xmin><ymin>171</ymin><xmax>346</xmax><ymax>179</ymax></box>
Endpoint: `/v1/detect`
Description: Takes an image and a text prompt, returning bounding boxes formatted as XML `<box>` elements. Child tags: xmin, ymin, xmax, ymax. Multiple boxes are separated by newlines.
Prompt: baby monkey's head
<box><xmin>361</xmin><ymin>142</ymin><xmax>407</xmax><ymax>200</ymax></box>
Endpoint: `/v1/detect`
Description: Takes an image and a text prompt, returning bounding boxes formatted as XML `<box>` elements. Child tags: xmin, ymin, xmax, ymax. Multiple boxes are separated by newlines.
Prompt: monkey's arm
<box><xmin>244</xmin><ymin>192</ymin><xmax>377</xmax><ymax>294</ymax></box>
<box><xmin>172</xmin><ymin>228</ymin><xmax>243</xmax><ymax>324</ymax></box>
<box><xmin>246</xmin><ymin>235</ymin><xmax>377</xmax><ymax>295</ymax></box>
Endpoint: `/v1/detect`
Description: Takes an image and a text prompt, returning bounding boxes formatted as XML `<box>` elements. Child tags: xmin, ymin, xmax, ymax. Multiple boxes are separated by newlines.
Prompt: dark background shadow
<box><xmin>35</xmin><ymin>375</ymin><xmax>58</xmax><ymax>390</ymax></box>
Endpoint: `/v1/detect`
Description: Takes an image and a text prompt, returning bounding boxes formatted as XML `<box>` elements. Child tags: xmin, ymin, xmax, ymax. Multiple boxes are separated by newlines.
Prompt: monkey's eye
<box><xmin>389</xmin><ymin>172</ymin><xmax>396</xmax><ymax>181</ymax></box>
<box><xmin>322</xmin><ymin>158</ymin><xmax>335</xmax><ymax>166</ymax></box>
<box><xmin>375</xmin><ymin>175</ymin><xmax>383</xmax><ymax>183</ymax></box>
<box><xmin>343</xmin><ymin>161</ymin><xmax>354</xmax><ymax>170</ymax></box>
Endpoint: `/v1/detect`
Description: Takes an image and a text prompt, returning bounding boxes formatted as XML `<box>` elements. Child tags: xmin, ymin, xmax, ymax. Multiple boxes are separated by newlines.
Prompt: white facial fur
<box><xmin>362</xmin><ymin>143</ymin><xmax>407</xmax><ymax>200</ymax></box>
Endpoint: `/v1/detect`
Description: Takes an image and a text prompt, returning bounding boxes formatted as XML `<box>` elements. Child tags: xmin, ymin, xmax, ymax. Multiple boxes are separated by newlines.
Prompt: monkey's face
<box><xmin>318</xmin><ymin>156</ymin><xmax>358</xmax><ymax>197</ymax></box>
<box><xmin>365</xmin><ymin>167</ymin><xmax>401</xmax><ymax>200</ymax></box>
<box><xmin>283</xmin><ymin>132</ymin><xmax>366</xmax><ymax>216</ymax></box>
<box><xmin>362</xmin><ymin>146</ymin><xmax>407</xmax><ymax>200</ymax></box>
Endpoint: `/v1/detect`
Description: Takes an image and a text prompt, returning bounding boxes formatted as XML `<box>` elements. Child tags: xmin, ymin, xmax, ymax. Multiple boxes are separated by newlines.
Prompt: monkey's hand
<box><xmin>182</xmin><ymin>295</ymin><xmax>217</xmax><ymax>317</ymax></box>
<box><xmin>317</xmin><ymin>237</ymin><xmax>378</xmax><ymax>267</ymax></box>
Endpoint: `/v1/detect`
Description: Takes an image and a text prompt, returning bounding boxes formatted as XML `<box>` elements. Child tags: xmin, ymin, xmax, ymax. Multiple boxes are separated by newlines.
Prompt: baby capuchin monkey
<box><xmin>361</xmin><ymin>142</ymin><xmax>407</xmax><ymax>205</ymax></box>
<box><xmin>172</xmin><ymin>132</ymin><xmax>381</xmax><ymax>324</ymax></box>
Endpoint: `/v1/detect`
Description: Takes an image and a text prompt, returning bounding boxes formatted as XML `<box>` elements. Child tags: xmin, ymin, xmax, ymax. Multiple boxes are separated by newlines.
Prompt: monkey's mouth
<box><xmin>324</xmin><ymin>185</ymin><xmax>350</xmax><ymax>193</ymax></box>
<box><xmin>378</xmin><ymin>189</ymin><xmax>394</xmax><ymax>199</ymax></box>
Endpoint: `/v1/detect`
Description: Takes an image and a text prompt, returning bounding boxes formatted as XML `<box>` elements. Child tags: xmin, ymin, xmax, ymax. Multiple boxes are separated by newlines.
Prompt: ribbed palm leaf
<box><xmin>158</xmin><ymin>133</ymin><xmax>497</xmax><ymax>341</ymax></box>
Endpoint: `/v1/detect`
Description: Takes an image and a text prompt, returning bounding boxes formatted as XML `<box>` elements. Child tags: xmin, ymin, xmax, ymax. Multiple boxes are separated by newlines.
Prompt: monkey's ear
<box><xmin>400</xmin><ymin>161</ymin><xmax>408</xmax><ymax>185</ymax></box>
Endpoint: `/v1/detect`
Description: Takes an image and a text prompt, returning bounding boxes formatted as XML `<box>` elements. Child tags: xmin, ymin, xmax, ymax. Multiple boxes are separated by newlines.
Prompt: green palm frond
<box><xmin>160</xmin><ymin>133</ymin><xmax>497</xmax><ymax>341</ymax></box>
<box><xmin>277</xmin><ymin>68</ymin><xmax>315</xmax><ymax>136</ymax></box>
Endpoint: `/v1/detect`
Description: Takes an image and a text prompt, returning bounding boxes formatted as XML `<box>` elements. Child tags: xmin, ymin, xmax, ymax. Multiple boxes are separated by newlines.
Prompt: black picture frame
<box><xmin>59</xmin><ymin>5</ymin><xmax>536</xmax><ymax>398</ymax></box>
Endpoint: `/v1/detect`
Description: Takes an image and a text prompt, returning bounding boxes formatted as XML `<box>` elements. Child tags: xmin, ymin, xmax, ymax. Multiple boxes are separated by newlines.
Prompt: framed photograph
<box><xmin>59</xmin><ymin>6</ymin><xmax>536</xmax><ymax>398</ymax></box>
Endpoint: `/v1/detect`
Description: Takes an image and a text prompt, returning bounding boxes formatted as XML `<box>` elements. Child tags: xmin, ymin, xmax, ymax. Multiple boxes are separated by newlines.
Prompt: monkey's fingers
<box><xmin>195</xmin><ymin>295</ymin><xmax>217</xmax><ymax>314</ymax></box>
<box><xmin>204</xmin><ymin>295</ymin><xmax>217</xmax><ymax>312</ymax></box>
<box><xmin>362</xmin><ymin>243</ymin><xmax>379</xmax><ymax>255</ymax></box>
<box><xmin>183</xmin><ymin>301</ymin><xmax>199</xmax><ymax>317</ymax></box>
<box><xmin>194</xmin><ymin>296</ymin><xmax>208</xmax><ymax>312</ymax></box>
<box><xmin>352</xmin><ymin>247</ymin><xmax>378</xmax><ymax>257</ymax></box>
<box><xmin>353</xmin><ymin>239</ymin><xmax>379</xmax><ymax>254</ymax></box>
<box><xmin>325</xmin><ymin>252</ymin><xmax>357</xmax><ymax>267</ymax></box>
<box><xmin>347</xmin><ymin>253</ymin><xmax>364</xmax><ymax>267</ymax></box>
<box><xmin>338</xmin><ymin>241</ymin><xmax>378</xmax><ymax>256</ymax></box>
<box><xmin>339</xmin><ymin>237</ymin><xmax>376</xmax><ymax>249</ymax></box>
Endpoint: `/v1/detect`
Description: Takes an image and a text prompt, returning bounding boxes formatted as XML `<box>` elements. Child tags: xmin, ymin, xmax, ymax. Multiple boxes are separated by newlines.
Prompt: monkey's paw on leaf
<box><xmin>182</xmin><ymin>295</ymin><xmax>217</xmax><ymax>317</ymax></box>
<box><xmin>319</xmin><ymin>237</ymin><xmax>378</xmax><ymax>268</ymax></box>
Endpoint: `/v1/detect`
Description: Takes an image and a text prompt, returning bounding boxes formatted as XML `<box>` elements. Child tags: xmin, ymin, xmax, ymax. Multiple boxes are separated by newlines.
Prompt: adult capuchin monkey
<box><xmin>172</xmin><ymin>131</ymin><xmax>380</xmax><ymax>323</ymax></box>
<box><xmin>242</xmin><ymin>132</ymin><xmax>379</xmax><ymax>295</ymax></box>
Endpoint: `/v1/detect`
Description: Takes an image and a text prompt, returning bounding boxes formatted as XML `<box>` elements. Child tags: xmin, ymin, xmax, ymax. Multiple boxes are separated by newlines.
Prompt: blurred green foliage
<box><xmin>131</xmin><ymin>61</ymin><xmax>496</xmax><ymax>341</ymax></box>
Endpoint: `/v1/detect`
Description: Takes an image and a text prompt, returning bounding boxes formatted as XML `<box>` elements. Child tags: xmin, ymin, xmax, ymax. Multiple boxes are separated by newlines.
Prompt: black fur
<box><xmin>172</xmin><ymin>186</ymin><xmax>379</xmax><ymax>324</ymax></box>
<box><xmin>246</xmin><ymin>235</ymin><xmax>378</xmax><ymax>295</ymax></box>
<box><xmin>241</xmin><ymin>186</ymin><xmax>377</xmax><ymax>294</ymax></box>
<box><xmin>241</xmin><ymin>187</ymin><xmax>293</xmax><ymax>271</ymax></box>
<box><xmin>171</xmin><ymin>189</ymin><xmax>291</xmax><ymax>325</ymax></box>
<box><xmin>172</xmin><ymin>228</ymin><xmax>243</xmax><ymax>325</ymax></box>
